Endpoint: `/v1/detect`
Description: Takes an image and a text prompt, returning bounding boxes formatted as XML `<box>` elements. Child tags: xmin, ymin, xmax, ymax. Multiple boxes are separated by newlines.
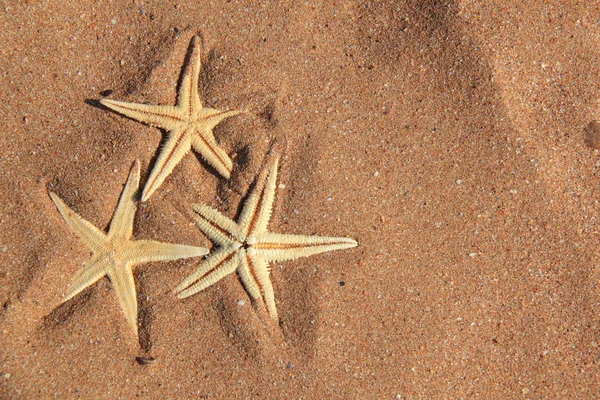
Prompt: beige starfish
<box><xmin>100</xmin><ymin>36</ymin><xmax>241</xmax><ymax>201</ymax></box>
<box><xmin>49</xmin><ymin>160</ymin><xmax>208</xmax><ymax>337</ymax></box>
<box><xmin>174</xmin><ymin>156</ymin><xmax>358</xmax><ymax>322</ymax></box>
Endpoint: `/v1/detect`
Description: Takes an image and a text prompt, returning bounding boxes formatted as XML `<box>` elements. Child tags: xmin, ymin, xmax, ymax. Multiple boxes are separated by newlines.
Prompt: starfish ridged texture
<box><xmin>174</xmin><ymin>157</ymin><xmax>358</xmax><ymax>322</ymax></box>
<box><xmin>100</xmin><ymin>36</ymin><xmax>241</xmax><ymax>201</ymax></box>
<box><xmin>49</xmin><ymin>160</ymin><xmax>208</xmax><ymax>337</ymax></box>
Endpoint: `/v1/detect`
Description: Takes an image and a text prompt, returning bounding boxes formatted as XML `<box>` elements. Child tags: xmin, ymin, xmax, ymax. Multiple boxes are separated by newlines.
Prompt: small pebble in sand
<box><xmin>584</xmin><ymin>120</ymin><xmax>600</xmax><ymax>149</ymax></box>
<box><xmin>135</xmin><ymin>357</ymin><xmax>156</xmax><ymax>365</ymax></box>
<box><xmin>237</xmin><ymin>300</ymin><xmax>245</xmax><ymax>306</ymax></box>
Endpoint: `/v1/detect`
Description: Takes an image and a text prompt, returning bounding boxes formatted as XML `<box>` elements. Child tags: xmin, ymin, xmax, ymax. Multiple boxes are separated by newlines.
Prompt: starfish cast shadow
<box><xmin>49</xmin><ymin>160</ymin><xmax>208</xmax><ymax>339</ymax></box>
<box><xmin>174</xmin><ymin>156</ymin><xmax>358</xmax><ymax>325</ymax></box>
<box><xmin>100</xmin><ymin>36</ymin><xmax>242</xmax><ymax>201</ymax></box>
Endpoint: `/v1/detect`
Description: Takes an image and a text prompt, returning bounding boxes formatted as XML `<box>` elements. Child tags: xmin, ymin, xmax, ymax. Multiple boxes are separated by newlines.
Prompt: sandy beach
<box><xmin>1</xmin><ymin>1</ymin><xmax>599</xmax><ymax>398</ymax></box>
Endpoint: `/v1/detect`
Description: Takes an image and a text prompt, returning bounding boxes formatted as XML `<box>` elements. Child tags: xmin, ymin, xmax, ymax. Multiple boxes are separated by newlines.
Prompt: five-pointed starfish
<box><xmin>100</xmin><ymin>36</ymin><xmax>241</xmax><ymax>201</ymax></box>
<box><xmin>174</xmin><ymin>157</ymin><xmax>358</xmax><ymax>322</ymax></box>
<box><xmin>49</xmin><ymin>160</ymin><xmax>208</xmax><ymax>337</ymax></box>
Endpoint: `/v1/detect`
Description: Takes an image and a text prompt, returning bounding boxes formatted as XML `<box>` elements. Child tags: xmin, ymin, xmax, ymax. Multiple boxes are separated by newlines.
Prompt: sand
<box><xmin>1</xmin><ymin>1</ymin><xmax>599</xmax><ymax>398</ymax></box>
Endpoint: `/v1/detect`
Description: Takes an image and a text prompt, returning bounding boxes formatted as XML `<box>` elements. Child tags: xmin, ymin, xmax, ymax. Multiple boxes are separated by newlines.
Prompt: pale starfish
<box><xmin>49</xmin><ymin>160</ymin><xmax>208</xmax><ymax>337</ymax></box>
<box><xmin>100</xmin><ymin>36</ymin><xmax>241</xmax><ymax>201</ymax></box>
<box><xmin>174</xmin><ymin>157</ymin><xmax>358</xmax><ymax>322</ymax></box>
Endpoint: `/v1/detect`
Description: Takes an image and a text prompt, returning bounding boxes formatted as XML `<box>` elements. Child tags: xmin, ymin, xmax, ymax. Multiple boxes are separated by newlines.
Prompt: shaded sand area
<box><xmin>1</xmin><ymin>1</ymin><xmax>599</xmax><ymax>398</ymax></box>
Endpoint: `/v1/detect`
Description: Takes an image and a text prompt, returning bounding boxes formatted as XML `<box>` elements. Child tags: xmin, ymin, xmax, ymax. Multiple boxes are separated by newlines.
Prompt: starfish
<box><xmin>174</xmin><ymin>156</ymin><xmax>358</xmax><ymax>322</ymax></box>
<box><xmin>100</xmin><ymin>36</ymin><xmax>241</xmax><ymax>201</ymax></box>
<box><xmin>49</xmin><ymin>160</ymin><xmax>208</xmax><ymax>338</ymax></box>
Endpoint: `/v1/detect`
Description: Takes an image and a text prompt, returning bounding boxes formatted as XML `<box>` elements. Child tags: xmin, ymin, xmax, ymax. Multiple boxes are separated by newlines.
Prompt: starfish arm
<box><xmin>107</xmin><ymin>262</ymin><xmax>139</xmax><ymax>336</ymax></box>
<box><xmin>238</xmin><ymin>156</ymin><xmax>279</xmax><ymax>237</ymax></box>
<box><xmin>202</xmin><ymin>109</ymin><xmax>242</xmax><ymax>131</ymax></box>
<box><xmin>108</xmin><ymin>160</ymin><xmax>140</xmax><ymax>240</ymax></box>
<box><xmin>123</xmin><ymin>240</ymin><xmax>207</xmax><ymax>264</ymax></box>
<box><xmin>190</xmin><ymin>128</ymin><xmax>234</xmax><ymax>179</ymax></box>
<box><xmin>100</xmin><ymin>98</ymin><xmax>183</xmax><ymax>131</ymax></box>
<box><xmin>141</xmin><ymin>128</ymin><xmax>192</xmax><ymax>201</ymax></box>
<box><xmin>252</xmin><ymin>157</ymin><xmax>279</xmax><ymax>236</ymax></box>
<box><xmin>177</xmin><ymin>36</ymin><xmax>203</xmax><ymax>116</ymax></box>
<box><xmin>62</xmin><ymin>256</ymin><xmax>111</xmax><ymax>303</ymax></box>
<box><xmin>251</xmin><ymin>232</ymin><xmax>358</xmax><ymax>263</ymax></box>
<box><xmin>49</xmin><ymin>192</ymin><xmax>109</xmax><ymax>253</ymax></box>
<box><xmin>236</xmin><ymin>249</ymin><xmax>261</xmax><ymax>301</ymax></box>
<box><xmin>174</xmin><ymin>246</ymin><xmax>240</xmax><ymax>297</ymax></box>
<box><xmin>237</xmin><ymin>191</ymin><xmax>262</xmax><ymax>239</ymax></box>
<box><xmin>191</xmin><ymin>203</ymin><xmax>240</xmax><ymax>244</ymax></box>
<box><xmin>239</xmin><ymin>252</ymin><xmax>278</xmax><ymax>321</ymax></box>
